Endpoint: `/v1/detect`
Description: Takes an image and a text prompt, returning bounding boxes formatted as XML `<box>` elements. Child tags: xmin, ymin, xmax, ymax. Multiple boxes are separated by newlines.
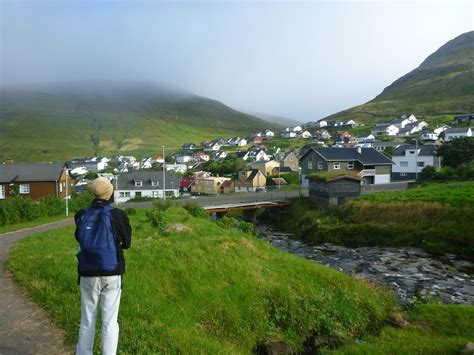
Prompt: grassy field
<box><xmin>359</xmin><ymin>181</ymin><xmax>474</xmax><ymax>207</ymax></box>
<box><xmin>7</xmin><ymin>206</ymin><xmax>397</xmax><ymax>353</ymax></box>
<box><xmin>322</xmin><ymin>304</ymin><xmax>474</xmax><ymax>354</ymax></box>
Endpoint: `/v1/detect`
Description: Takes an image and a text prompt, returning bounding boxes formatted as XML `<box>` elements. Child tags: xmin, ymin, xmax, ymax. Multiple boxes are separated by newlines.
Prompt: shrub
<box><xmin>123</xmin><ymin>207</ymin><xmax>137</xmax><ymax>215</ymax></box>
<box><xmin>68</xmin><ymin>191</ymin><xmax>95</xmax><ymax>212</ymax></box>
<box><xmin>216</xmin><ymin>216</ymin><xmax>254</xmax><ymax>234</ymax></box>
<box><xmin>420</xmin><ymin>166</ymin><xmax>437</xmax><ymax>180</ymax></box>
<box><xmin>153</xmin><ymin>199</ymin><xmax>174</xmax><ymax>211</ymax></box>
<box><xmin>147</xmin><ymin>209</ymin><xmax>167</xmax><ymax>231</ymax></box>
<box><xmin>183</xmin><ymin>203</ymin><xmax>209</xmax><ymax>218</ymax></box>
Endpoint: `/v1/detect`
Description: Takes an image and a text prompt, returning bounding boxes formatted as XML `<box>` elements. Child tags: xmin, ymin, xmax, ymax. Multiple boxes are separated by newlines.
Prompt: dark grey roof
<box><xmin>372</xmin><ymin>141</ymin><xmax>404</xmax><ymax>148</ymax></box>
<box><xmin>116</xmin><ymin>170</ymin><xmax>179</xmax><ymax>190</ymax></box>
<box><xmin>392</xmin><ymin>144</ymin><xmax>437</xmax><ymax>157</ymax></box>
<box><xmin>274</xmin><ymin>166</ymin><xmax>293</xmax><ymax>173</ymax></box>
<box><xmin>300</xmin><ymin>148</ymin><xmax>393</xmax><ymax>165</ymax></box>
<box><xmin>444</xmin><ymin>128</ymin><xmax>472</xmax><ymax>134</ymax></box>
<box><xmin>0</xmin><ymin>163</ymin><xmax>65</xmax><ymax>183</ymax></box>
<box><xmin>247</xmin><ymin>169</ymin><xmax>260</xmax><ymax>181</ymax></box>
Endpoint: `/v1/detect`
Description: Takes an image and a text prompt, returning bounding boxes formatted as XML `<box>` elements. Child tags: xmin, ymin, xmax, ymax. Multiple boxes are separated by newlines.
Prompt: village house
<box><xmin>251</xmin><ymin>160</ymin><xmax>280</xmax><ymax>176</ymax></box>
<box><xmin>314</xmin><ymin>120</ymin><xmax>327</xmax><ymax>128</ymax></box>
<box><xmin>164</xmin><ymin>164</ymin><xmax>187</xmax><ymax>174</ymax></box>
<box><xmin>234</xmin><ymin>169</ymin><xmax>266</xmax><ymax>192</ymax></box>
<box><xmin>391</xmin><ymin>114</ymin><xmax>417</xmax><ymax>129</ymax></box>
<box><xmin>228</xmin><ymin>137</ymin><xmax>247</xmax><ymax>146</ymax></box>
<box><xmin>452</xmin><ymin>114</ymin><xmax>474</xmax><ymax>125</ymax></box>
<box><xmin>307</xmin><ymin>174</ymin><xmax>362</xmax><ymax>209</ymax></box>
<box><xmin>285</xmin><ymin>125</ymin><xmax>302</xmax><ymax>132</ymax></box>
<box><xmin>433</xmin><ymin>125</ymin><xmax>451</xmax><ymax>135</ymax></box>
<box><xmin>203</xmin><ymin>141</ymin><xmax>221</xmax><ymax>152</ymax></box>
<box><xmin>267</xmin><ymin>177</ymin><xmax>288</xmax><ymax>189</ymax></box>
<box><xmin>247</xmin><ymin>135</ymin><xmax>264</xmax><ymax>144</ymax></box>
<box><xmin>0</xmin><ymin>162</ymin><xmax>71</xmax><ymax>201</ymax></box>
<box><xmin>243</xmin><ymin>149</ymin><xmax>271</xmax><ymax>161</ymax></box>
<box><xmin>355</xmin><ymin>134</ymin><xmax>375</xmax><ymax>143</ymax></box>
<box><xmin>345</xmin><ymin>120</ymin><xmax>358</xmax><ymax>127</ymax></box>
<box><xmin>299</xmin><ymin>147</ymin><xmax>393</xmax><ymax>186</ymax></box>
<box><xmin>312</xmin><ymin>129</ymin><xmax>332</xmax><ymax>140</ymax></box>
<box><xmin>271</xmin><ymin>166</ymin><xmax>293</xmax><ymax>175</ymax></box>
<box><xmin>281</xmin><ymin>131</ymin><xmax>297</xmax><ymax>138</ymax></box>
<box><xmin>114</xmin><ymin>170</ymin><xmax>180</xmax><ymax>203</ymax></box>
<box><xmin>419</xmin><ymin>130</ymin><xmax>439</xmax><ymax>142</ymax></box>
<box><xmin>396</xmin><ymin>121</ymin><xmax>428</xmax><ymax>137</ymax></box>
<box><xmin>371</xmin><ymin>124</ymin><xmax>399</xmax><ymax>137</ymax></box>
<box><xmin>182</xmin><ymin>143</ymin><xmax>197</xmax><ymax>151</ymax></box>
<box><xmin>192</xmin><ymin>176</ymin><xmax>232</xmax><ymax>195</ymax></box>
<box><xmin>298</xmin><ymin>130</ymin><xmax>312</xmax><ymax>139</ymax></box>
<box><xmin>391</xmin><ymin>144</ymin><xmax>440</xmax><ymax>181</ymax></box>
<box><xmin>179</xmin><ymin>176</ymin><xmax>195</xmax><ymax>193</ymax></box>
<box><xmin>277</xmin><ymin>150</ymin><xmax>299</xmax><ymax>171</ymax></box>
<box><xmin>210</xmin><ymin>151</ymin><xmax>227</xmax><ymax>160</ymax></box>
<box><xmin>264</xmin><ymin>130</ymin><xmax>275</xmax><ymax>137</ymax></box>
<box><xmin>176</xmin><ymin>154</ymin><xmax>193</xmax><ymax>163</ymax></box>
<box><xmin>68</xmin><ymin>156</ymin><xmax>109</xmax><ymax>171</ymax></box>
<box><xmin>371</xmin><ymin>141</ymin><xmax>406</xmax><ymax>152</ymax></box>
<box><xmin>192</xmin><ymin>151</ymin><xmax>210</xmax><ymax>162</ymax></box>
<box><xmin>443</xmin><ymin>127</ymin><xmax>472</xmax><ymax>141</ymax></box>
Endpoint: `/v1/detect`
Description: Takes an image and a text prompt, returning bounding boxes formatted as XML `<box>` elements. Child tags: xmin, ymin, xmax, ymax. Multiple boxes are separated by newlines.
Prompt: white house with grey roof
<box><xmin>299</xmin><ymin>147</ymin><xmax>394</xmax><ymax>186</ymax></box>
<box><xmin>114</xmin><ymin>171</ymin><xmax>180</xmax><ymax>203</ymax></box>
<box><xmin>443</xmin><ymin>128</ymin><xmax>472</xmax><ymax>141</ymax></box>
<box><xmin>391</xmin><ymin>144</ymin><xmax>440</xmax><ymax>181</ymax></box>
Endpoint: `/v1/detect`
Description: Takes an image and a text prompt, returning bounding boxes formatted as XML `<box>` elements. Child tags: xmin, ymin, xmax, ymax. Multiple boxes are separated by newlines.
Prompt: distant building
<box><xmin>443</xmin><ymin>127</ymin><xmax>472</xmax><ymax>141</ymax></box>
<box><xmin>299</xmin><ymin>147</ymin><xmax>393</xmax><ymax>186</ymax></box>
<box><xmin>391</xmin><ymin>144</ymin><xmax>440</xmax><ymax>181</ymax></box>
<box><xmin>114</xmin><ymin>170</ymin><xmax>180</xmax><ymax>203</ymax></box>
<box><xmin>307</xmin><ymin>174</ymin><xmax>362</xmax><ymax>209</ymax></box>
<box><xmin>0</xmin><ymin>162</ymin><xmax>70</xmax><ymax>200</ymax></box>
<box><xmin>277</xmin><ymin>150</ymin><xmax>299</xmax><ymax>172</ymax></box>
<box><xmin>234</xmin><ymin>169</ymin><xmax>266</xmax><ymax>192</ymax></box>
<box><xmin>192</xmin><ymin>176</ymin><xmax>232</xmax><ymax>195</ymax></box>
<box><xmin>452</xmin><ymin>114</ymin><xmax>474</xmax><ymax>125</ymax></box>
<box><xmin>68</xmin><ymin>156</ymin><xmax>109</xmax><ymax>171</ymax></box>
<box><xmin>251</xmin><ymin>160</ymin><xmax>280</xmax><ymax>176</ymax></box>
<box><xmin>371</xmin><ymin>124</ymin><xmax>399</xmax><ymax>137</ymax></box>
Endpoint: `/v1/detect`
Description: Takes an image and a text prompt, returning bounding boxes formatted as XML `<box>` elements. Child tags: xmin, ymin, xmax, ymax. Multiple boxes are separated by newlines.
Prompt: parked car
<box><xmin>255</xmin><ymin>187</ymin><xmax>267</xmax><ymax>193</ymax></box>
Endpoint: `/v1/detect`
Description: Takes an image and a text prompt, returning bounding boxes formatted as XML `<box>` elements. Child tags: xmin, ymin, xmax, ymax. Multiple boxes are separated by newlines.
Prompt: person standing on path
<box><xmin>75</xmin><ymin>177</ymin><xmax>132</xmax><ymax>355</ymax></box>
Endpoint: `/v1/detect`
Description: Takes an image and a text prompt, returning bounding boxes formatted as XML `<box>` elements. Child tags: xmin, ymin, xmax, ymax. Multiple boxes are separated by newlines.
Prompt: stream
<box><xmin>257</xmin><ymin>225</ymin><xmax>474</xmax><ymax>305</ymax></box>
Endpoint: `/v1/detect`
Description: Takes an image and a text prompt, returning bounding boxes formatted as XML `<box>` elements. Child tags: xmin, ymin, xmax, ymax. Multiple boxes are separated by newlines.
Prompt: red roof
<box><xmin>180</xmin><ymin>176</ymin><xmax>195</xmax><ymax>189</ymax></box>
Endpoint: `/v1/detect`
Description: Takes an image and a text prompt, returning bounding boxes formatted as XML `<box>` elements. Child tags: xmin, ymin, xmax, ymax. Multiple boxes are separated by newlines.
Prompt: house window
<box><xmin>59</xmin><ymin>183</ymin><xmax>63</xmax><ymax>193</ymax></box>
<box><xmin>400</xmin><ymin>161</ymin><xmax>408</xmax><ymax>167</ymax></box>
<box><xmin>151</xmin><ymin>180</ymin><xmax>159</xmax><ymax>187</ymax></box>
<box><xmin>119</xmin><ymin>192</ymin><xmax>131</xmax><ymax>197</ymax></box>
<box><xmin>317</xmin><ymin>161</ymin><xmax>323</xmax><ymax>170</ymax></box>
<box><xmin>417</xmin><ymin>162</ymin><xmax>425</xmax><ymax>167</ymax></box>
<box><xmin>307</xmin><ymin>161</ymin><xmax>313</xmax><ymax>170</ymax></box>
<box><xmin>0</xmin><ymin>185</ymin><xmax>5</xmax><ymax>199</ymax></box>
<box><xmin>135</xmin><ymin>180</ymin><xmax>142</xmax><ymax>187</ymax></box>
<box><xmin>19</xmin><ymin>184</ymin><xmax>30</xmax><ymax>194</ymax></box>
<box><xmin>400</xmin><ymin>173</ymin><xmax>407</xmax><ymax>176</ymax></box>
<box><xmin>347</xmin><ymin>162</ymin><xmax>354</xmax><ymax>170</ymax></box>
<box><xmin>152</xmin><ymin>191</ymin><xmax>159</xmax><ymax>198</ymax></box>
<box><xmin>333</xmin><ymin>162</ymin><xmax>340</xmax><ymax>170</ymax></box>
<box><xmin>408</xmin><ymin>150</ymin><xmax>416</xmax><ymax>155</ymax></box>
<box><xmin>135</xmin><ymin>191</ymin><xmax>142</xmax><ymax>197</ymax></box>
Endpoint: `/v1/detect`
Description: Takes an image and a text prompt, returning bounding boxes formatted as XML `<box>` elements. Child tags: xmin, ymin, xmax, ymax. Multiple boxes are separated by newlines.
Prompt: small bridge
<box><xmin>203</xmin><ymin>200</ymin><xmax>291</xmax><ymax>223</ymax></box>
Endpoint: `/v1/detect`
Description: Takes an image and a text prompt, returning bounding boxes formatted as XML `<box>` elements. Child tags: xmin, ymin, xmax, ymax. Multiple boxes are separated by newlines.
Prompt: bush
<box><xmin>147</xmin><ymin>209</ymin><xmax>167</xmax><ymax>231</ymax></box>
<box><xmin>68</xmin><ymin>191</ymin><xmax>95</xmax><ymax>213</ymax></box>
<box><xmin>420</xmin><ymin>166</ymin><xmax>437</xmax><ymax>180</ymax></box>
<box><xmin>123</xmin><ymin>207</ymin><xmax>137</xmax><ymax>215</ymax></box>
<box><xmin>153</xmin><ymin>199</ymin><xmax>174</xmax><ymax>211</ymax></box>
<box><xmin>183</xmin><ymin>203</ymin><xmax>209</xmax><ymax>218</ymax></box>
<box><xmin>216</xmin><ymin>216</ymin><xmax>254</xmax><ymax>234</ymax></box>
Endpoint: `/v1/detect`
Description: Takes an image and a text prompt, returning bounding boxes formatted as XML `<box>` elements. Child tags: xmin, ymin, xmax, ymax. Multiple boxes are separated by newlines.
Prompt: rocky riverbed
<box><xmin>257</xmin><ymin>225</ymin><xmax>474</xmax><ymax>305</ymax></box>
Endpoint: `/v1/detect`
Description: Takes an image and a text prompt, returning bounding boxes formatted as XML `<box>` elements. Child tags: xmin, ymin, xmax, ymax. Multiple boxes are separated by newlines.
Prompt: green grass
<box><xmin>359</xmin><ymin>181</ymin><xmax>474</xmax><ymax>207</ymax></box>
<box><xmin>7</xmin><ymin>206</ymin><xmax>396</xmax><ymax>353</ymax></box>
<box><xmin>323</xmin><ymin>304</ymin><xmax>474</xmax><ymax>354</ymax></box>
<box><xmin>0</xmin><ymin>214</ymin><xmax>70</xmax><ymax>235</ymax></box>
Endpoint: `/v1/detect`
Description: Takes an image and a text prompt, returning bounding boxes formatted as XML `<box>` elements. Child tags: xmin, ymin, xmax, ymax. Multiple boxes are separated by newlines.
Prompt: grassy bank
<box><xmin>276</xmin><ymin>181</ymin><xmax>474</xmax><ymax>260</ymax></box>
<box><xmin>0</xmin><ymin>214</ymin><xmax>70</xmax><ymax>235</ymax></box>
<box><xmin>323</xmin><ymin>304</ymin><xmax>474</xmax><ymax>354</ymax></box>
<box><xmin>7</xmin><ymin>206</ymin><xmax>396</xmax><ymax>353</ymax></box>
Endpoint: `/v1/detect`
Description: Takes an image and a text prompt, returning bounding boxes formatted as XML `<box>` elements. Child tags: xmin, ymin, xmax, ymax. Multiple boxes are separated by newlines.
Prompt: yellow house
<box><xmin>192</xmin><ymin>176</ymin><xmax>231</xmax><ymax>195</ymax></box>
<box><xmin>251</xmin><ymin>160</ymin><xmax>280</xmax><ymax>176</ymax></box>
<box><xmin>234</xmin><ymin>169</ymin><xmax>266</xmax><ymax>192</ymax></box>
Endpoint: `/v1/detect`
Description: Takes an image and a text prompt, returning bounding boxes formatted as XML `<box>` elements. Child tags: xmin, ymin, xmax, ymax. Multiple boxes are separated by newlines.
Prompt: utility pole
<box><xmin>415</xmin><ymin>139</ymin><xmax>419</xmax><ymax>181</ymax></box>
<box><xmin>162</xmin><ymin>145</ymin><xmax>166</xmax><ymax>200</ymax></box>
<box><xmin>64</xmin><ymin>167</ymin><xmax>69</xmax><ymax>217</ymax></box>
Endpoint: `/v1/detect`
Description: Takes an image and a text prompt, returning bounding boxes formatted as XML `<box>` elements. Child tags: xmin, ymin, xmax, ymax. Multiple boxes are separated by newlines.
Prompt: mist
<box><xmin>1</xmin><ymin>0</ymin><xmax>472</xmax><ymax>121</ymax></box>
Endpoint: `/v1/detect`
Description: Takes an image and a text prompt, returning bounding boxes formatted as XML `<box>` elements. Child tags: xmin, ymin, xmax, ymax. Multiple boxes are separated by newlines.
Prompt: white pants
<box><xmin>76</xmin><ymin>275</ymin><xmax>122</xmax><ymax>355</ymax></box>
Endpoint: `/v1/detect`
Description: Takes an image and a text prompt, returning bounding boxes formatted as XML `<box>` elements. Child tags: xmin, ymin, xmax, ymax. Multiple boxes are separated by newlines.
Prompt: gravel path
<box><xmin>0</xmin><ymin>219</ymin><xmax>75</xmax><ymax>355</ymax></box>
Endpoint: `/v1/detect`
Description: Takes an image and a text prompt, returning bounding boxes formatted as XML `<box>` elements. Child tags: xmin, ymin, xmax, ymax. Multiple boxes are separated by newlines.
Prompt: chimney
<box><xmin>356</xmin><ymin>147</ymin><xmax>362</xmax><ymax>154</ymax></box>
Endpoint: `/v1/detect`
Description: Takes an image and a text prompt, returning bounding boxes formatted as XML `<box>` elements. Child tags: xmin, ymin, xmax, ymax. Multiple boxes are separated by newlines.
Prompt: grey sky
<box><xmin>1</xmin><ymin>0</ymin><xmax>473</xmax><ymax>121</ymax></box>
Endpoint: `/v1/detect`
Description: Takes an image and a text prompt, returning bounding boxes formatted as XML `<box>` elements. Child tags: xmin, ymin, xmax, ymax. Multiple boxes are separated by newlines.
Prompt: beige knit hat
<box><xmin>88</xmin><ymin>177</ymin><xmax>113</xmax><ymax>200</ymax></box>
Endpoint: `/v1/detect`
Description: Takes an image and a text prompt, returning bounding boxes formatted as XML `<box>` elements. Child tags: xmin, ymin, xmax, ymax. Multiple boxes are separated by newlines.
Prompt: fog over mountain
<box><xmin>1</xmin><ymin>1</ymin><xmax>472</xmax><ymax>121</ymax></box>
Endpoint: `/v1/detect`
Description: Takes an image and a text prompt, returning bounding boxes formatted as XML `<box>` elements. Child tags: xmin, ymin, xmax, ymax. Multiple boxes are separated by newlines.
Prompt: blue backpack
<box><xmin>77</xmin><ymin>204</ymin><xmax>118</xmax><ymax>274</ymax></box>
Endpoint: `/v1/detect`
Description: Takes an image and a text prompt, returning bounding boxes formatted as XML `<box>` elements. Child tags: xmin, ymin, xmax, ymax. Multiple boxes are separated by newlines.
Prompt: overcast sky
<box><xmin>1</xmin><ymin>0</ymin><xmax>473</xmax><ymax>121</ymax></box>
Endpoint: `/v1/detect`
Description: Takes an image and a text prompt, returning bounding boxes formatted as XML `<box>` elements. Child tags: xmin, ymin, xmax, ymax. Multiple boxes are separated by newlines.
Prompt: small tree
<box><xmin>438</xmin><ymin>137</ymin><xmax>474</xmax><ymax>167</ymax></box>
<box><xmin>420</xmin><ymin>165</ymin><xmax>437</xmax><ymax>180</ymax></box>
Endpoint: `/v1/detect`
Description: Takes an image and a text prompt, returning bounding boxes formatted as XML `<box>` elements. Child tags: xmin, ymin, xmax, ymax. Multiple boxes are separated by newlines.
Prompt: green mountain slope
<box><xmin>324</xmin><ymin>31</ymin><xmax>474</xmax><ymax>124</ymax></box>
<box><xmin>0</xmin><ymin>83</ymin><xmax>281</xmax><ymax>162</ymax></box>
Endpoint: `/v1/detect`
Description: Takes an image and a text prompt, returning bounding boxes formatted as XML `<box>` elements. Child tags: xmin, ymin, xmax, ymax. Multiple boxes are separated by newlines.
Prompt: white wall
<box><xmin>392</xmin><ymin>155</ymin><xmax>436</xmax><ymax>174</ymax></box>
<box><xmin>114</xmin><ymin>189</ymin><xmax>179</xmax><ymax>203</ymax></box>
<box><xmin>374</xmin><ymin>174</ymin><xmax>391</xmax><ymax>184</ymax></box>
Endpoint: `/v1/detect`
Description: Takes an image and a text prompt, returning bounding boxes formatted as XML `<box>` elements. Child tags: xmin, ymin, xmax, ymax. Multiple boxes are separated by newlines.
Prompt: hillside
<box><xmin>324</xmin><ymin>31</ymin><xmax>474</xmax><ymax>124</ymax></box>
<box><xmin>0</xmin><ymin>82</ymin><xmax>281</xmax><ymax>162</ymax></box>
<box><xmin>242</xmin><ymin>110</ymin><xmax>302</xmax><ymax>127</ymax></box>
